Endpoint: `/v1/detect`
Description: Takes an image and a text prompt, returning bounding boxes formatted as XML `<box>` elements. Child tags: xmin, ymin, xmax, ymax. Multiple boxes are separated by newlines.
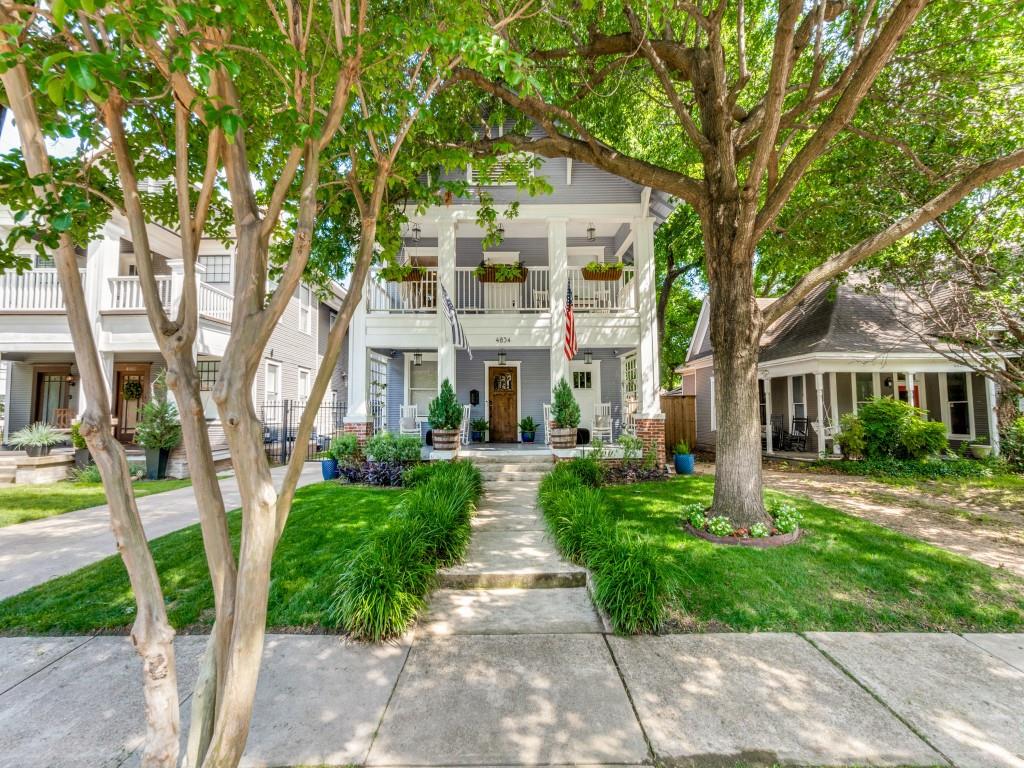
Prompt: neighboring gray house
<box><xmin>679</xmin><ymin>280</ymin><xmax>1003</xmax><ymax>456</ymax></box>
<box><xmin>0</xmin><ymin>210</ymin><xmax>348</xmax><ymax>473</ymax></box>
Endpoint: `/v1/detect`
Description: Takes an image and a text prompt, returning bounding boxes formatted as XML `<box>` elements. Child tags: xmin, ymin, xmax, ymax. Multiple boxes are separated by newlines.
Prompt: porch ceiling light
<box><xmin>497</xmin><ymin>350</ymin><xmax>507</xmax><ymax>366</ymax></box>
<box><xmin>584</xmin><ymin>350</ymin><xmax>593</xmax><ymax>365</ymax></box>
<box><xmin>411</xmin><ymin>222</ymin><xmax>422</xmax><ymax>242</ymax></box>
<box><xmin>586</xmin><ymin>222</ymin><xmax>596</xmax><ymax>241</ymax></box>
<box><xmin>413</xmin><ymin>352</ymin><xmax>423</xmax><ymax>366</ymax></box>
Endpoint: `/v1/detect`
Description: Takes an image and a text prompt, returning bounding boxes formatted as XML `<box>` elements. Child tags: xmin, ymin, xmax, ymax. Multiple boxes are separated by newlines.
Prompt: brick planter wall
<box><xmin>636</xmin><ymin>417</ymin><xmax>666</xmax><ymax>462</ymax></box>
<box><xmin>343</xmin><ymin>421</ymin><xmax>374</xmax><ymax>446</ymax></box>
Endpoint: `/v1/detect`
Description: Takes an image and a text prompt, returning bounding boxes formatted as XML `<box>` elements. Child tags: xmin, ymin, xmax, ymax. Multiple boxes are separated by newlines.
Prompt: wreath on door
<box><xmin>122</xmin><ymin>379</ymin><xmax>144</xmax><ymax>401</ymax></box>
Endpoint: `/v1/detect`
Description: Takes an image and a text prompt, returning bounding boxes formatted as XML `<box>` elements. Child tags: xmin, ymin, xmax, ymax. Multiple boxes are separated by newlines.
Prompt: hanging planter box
<box><xmin>581</xmin><ymin>266</ymin><xmax>623</xmax><ymax>281</ymax></box>
<box><xmin>474</xmin><ymin>264</ymin><xmax>528</xmax><ymax>284</ymax></box>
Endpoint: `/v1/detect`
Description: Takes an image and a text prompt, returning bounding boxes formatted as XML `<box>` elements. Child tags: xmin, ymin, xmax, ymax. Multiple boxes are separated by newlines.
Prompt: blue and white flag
<box><xmin>440</xmin><ymin>281</ymin><xmax>472</xmax><ymax>359</ymax></box>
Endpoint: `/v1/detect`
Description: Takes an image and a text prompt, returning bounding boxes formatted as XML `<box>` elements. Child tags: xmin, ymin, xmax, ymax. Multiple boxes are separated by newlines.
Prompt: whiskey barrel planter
<box><xmin>475</xmin><ymin>265</ymin><xmax>528</xmax><ymax>284</ymax></box>
<box><xmin>683</xmin><ymin>522</ymin><xmax>801</xmax><ymax>548</ymax></box>
<box><xmin>432</xmin><ymin>428</ymin><xmax>460</xmax><ymax>452</ymax></box>
<box><xmin>581</xmin><ymin>266</ymin><xmax>623</xmax><ymax>281</ymax></box>
<box><xmin>549</xmin><ymin>427</ymin><xmax>577</xmax><ymax>449</ymax></box>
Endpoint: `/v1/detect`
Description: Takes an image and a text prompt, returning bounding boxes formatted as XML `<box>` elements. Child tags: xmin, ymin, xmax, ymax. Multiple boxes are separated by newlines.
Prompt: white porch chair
<box><xmin>592</xmin><ymin>403</ymin><xmax>613</xmax><ymax>443</ymax></box>
<box><xmin>822</xmin><ymin>414</ymin><xmax>842</xmax><ymax>456</ymax></box>
<box><xmin>621</xmin><ymin>397</ymin><xmax>638</xmax><ymax>436</ymax></box>
<box><xmin>399</xmin><ymin>405</ymin><xmax>420</xmax><ymax>438</ymax></box>
<box><xmin>543</xmin><ymin>403</ymin><xmax>552</xmax><ymax>445</ymax></box>
<box><xmin>460</xmin><ymin>404</ymin><xmax>472</xmax><ymax>445</ymax></box>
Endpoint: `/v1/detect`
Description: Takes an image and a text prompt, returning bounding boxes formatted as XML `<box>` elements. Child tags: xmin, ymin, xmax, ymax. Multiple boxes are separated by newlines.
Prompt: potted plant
<box><xmin>969</xmin><ymin>436</ymin><xmax>992</xmax><ymax>459</ymax></box>
<box><xmin>518</xmin><ymin>416</ymin><xmax>538</xmax><ymax>443</ymax></box>
<box><xmin>473</xmin><ymin>260</ymin><xmax>528</xmax><ymax>284</ymax></box>
<box><xmin>70</xmin><ymin>422</ymin><xmax>91</xmax><ymax>468</ymax></box>
<box><xmin>580</xmin><ymin>260</ymin><xmax>625</xmax><ymax>281</ymax></box>
<box><xmin>673</xmin><ymin>440</ymin><xmax>695</xmax><ymax>475</ymax></box>
<box><xmin>134</xmin><ymin>387</ymin><xmax>182</xmax><ymax>480</ymax></box>
<box><xmin>470</xmin><ymin>418</ymin><xmax>489</xmax><ymax>442</ymax></box>
<box><xmin>379</xmin><ymin>263</ymin><xmax>428</xmax><ymax>283</ymax></box>
<box><xmin>9</xmin><ymin>422</ymin><xmax>64</xmax><ymax>457</ymax></box>
<box><xmin>549</xmin><ymin>378</ymin><xmax>581</xmax><ymax>449</ymax></box>
<box><xmin>428</xmin><ymin>379</ymin><xmax>463</xmax><ymax>452</ymax></box>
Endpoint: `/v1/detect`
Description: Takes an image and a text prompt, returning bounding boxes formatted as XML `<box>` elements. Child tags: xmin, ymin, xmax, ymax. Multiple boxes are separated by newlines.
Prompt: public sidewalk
<box><xmin>0</xmin><ymin>463</ymin><xmax>323</xmax><ymax>600</ymax></box>
<box><xmin>0</xmin><ymin>631</ymin><xmax>1021</xmax><ymax>768</ymax></box>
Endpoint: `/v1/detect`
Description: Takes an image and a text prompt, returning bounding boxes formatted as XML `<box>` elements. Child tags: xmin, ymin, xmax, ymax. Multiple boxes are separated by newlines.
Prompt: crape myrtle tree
<box><xmin>0</xmin><ymin>0</ymin><xmax>526</xmax><ymax>765</ymax></box>
<box><xmin>444</xmin><ymin>0</ymin><xmax>1024</xmax><ymax>525</ymax></box>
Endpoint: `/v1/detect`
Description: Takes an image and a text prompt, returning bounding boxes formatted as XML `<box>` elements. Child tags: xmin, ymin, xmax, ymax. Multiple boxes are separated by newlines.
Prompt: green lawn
<box><xmin>0</xmin><ymin>478</ymin><xmax>193</xmax><ymax>528</ymax></box>
<box><xmin>604</xmin><ymin>476</ymin><xmax>1024</xmax><ymax>632</ymax></box>
<box><xmin>0</xmin><ymin>482</ymin><xmax>401</xmax><ymax>634</ymax></box>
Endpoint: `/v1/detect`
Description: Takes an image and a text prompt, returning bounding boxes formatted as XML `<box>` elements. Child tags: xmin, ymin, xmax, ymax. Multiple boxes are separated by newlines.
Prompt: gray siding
<box><xmin>255</xmin><ymin>288</ymin><xmax>318</xmax><ymax>405</ymax></box>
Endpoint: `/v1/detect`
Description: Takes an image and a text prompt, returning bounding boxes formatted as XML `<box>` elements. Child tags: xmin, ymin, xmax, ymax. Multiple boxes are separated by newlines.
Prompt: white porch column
<box><xmin>814</xmin><ymin>372</ymin><xmax>826</xmax><ymax>458</ymax></box>
<box><xmin>634</xmin><ymin>216</ymin><xmax>660</xmax><ymax>415</ymax></box>
<box><xmin>764</xmin><ymin>375</ymin><xmax>774</xmax><ymax>454</ymax></box>
<box><xmin>85</xmin><ymin>222</ymin><xmax>122</xmax><ymax>327</ymax></box>
<box><xmin>548</xmin><ymin>217</ymin><xmax>569</xmax><ymax>394</ymax></box>
<box><xmin>436</xmin><ymin>214</ymin><xmax>457</xmax><ymax>391</ymax></box>
<box><xmin>165</xmin><ymin>258</ymin><xmax>189</xmax><ymax>317</ymax></box>
<box><xmin>906</xmin><ymin>371</ymin><xmax>916</xmax><ymax>406</ymax></box>
<box><xmin>986</xmin><ymin>376</ymin><xmax>1001</xmax><ymax>456</ymax></box>
<box><xmin>344</xmin><ymin>287</ymin><xmax>370</xmax><ymax>424</ymax></box>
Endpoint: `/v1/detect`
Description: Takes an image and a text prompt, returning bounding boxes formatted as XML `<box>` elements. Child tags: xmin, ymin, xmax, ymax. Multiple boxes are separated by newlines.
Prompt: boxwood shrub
<box><xmin>538</xmin><ymin>461</ymin><xmax>674</xmax><ymax>634</ymax></box>
<box><xmin>328</xmin><ymin>460</ymin><xmax>482</xmax><ymax>640</ymax></box>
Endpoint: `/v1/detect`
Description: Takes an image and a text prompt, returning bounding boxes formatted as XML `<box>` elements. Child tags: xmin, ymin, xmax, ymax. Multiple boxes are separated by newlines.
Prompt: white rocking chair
<box><xmin>592</xmin><ymin>403</ymin><xmax>613</xmax><ymax>443</ymax></box>
<box><xmin>399</xmin><ymin>405</ymin><xmax>420</xmax><ymax>439</ymax></box>
<box><xmin>543</xmin><ymin>403</ymin><xmax>552</xmax><ymax>445</ymax></box>
<box><xmin>460</xmin><ymin>403</ymin><xmax>472</xmax><ymax>445</ymax></box>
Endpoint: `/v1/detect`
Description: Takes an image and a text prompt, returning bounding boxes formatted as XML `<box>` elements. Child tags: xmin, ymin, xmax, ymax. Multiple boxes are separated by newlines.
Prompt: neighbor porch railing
<box><xmin>199</xmin><ymin>282</ymin><xmax>233</xmax><ymax>322</ymax></box>
<box><xmin>108</xmin><ymin>276</ymin><xmax>173</xmax><ymax>311</ymax></box>
<box><xmin>0</xmin><ymin>269</ymin><xmax>86</xmax><ymax>311</ymax></box>
<box><xmin>454</xmin><ymin>266</ymin><xmax>549</xmax><ymax>312</ymax></box>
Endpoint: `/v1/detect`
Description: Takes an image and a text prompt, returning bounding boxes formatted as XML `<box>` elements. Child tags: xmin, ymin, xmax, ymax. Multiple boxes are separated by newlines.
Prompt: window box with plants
<box><xmin>672</xmin><ymin>440</ymin><xmax>694</xmax><ymax>475</ymax></box>
<box><xmin>134</xmin><ymin>383</ymin><xmax>182</xmax><ymax>480</ymax></box>
<box><xmin>9</xmin><ymin>422</ymin><xmax>65</xmax><ymax>458</ymax></box>
<box><xmin>378</xmin><ymin>263</ymin><xmax>430</xmax><ymax>283</ymax></box>
<box><xmin>429</xmin><ymin>379</ymin><xmax>463</xmax><ymax>453</ymax></box>
<box><xmin>549</xmin><ymin>378</ymin><xmax>581</xmax><ymax>449</ymax></box>
<box><xmin>518</xmin><ymin>416</ymin><xmax>538</xmax><ymax>443</ymax></box>
<box><xmin>473</xmin><ymin>260</ymin><xmax>528</xmax><ymax>284</ymax></box>
<box><xmin>470</xmin><ymin>418</ymin><xmax>489</xmax><ymax>443</ymax></box>
<box><xmin>580</xmin><ymin>260</ymin><xmax>625</xmax><ymax>281</ymax></box>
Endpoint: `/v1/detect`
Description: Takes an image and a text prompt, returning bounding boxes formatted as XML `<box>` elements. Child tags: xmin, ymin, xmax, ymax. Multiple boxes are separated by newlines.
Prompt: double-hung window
<box><xmin>298</xmin><ymin>284</ymin><xmax>313</xmax><ymax>334</ymax></box>
<box><xmin>790</xmin><ymin>376</ymin><xmax>806</xmax><ymax>419</ymax></box>
<box><xmin>407</xmin><ymin>358</ymin><xmax>438</xmax><ymax>416</ymax></box>
<box><xmin>198</xmin><ymin>255</ymin><xmax>231</xmax><ymax>285</ymax></box>
<box><xmin>945</xmin><ymin>372</ymin><xmax>971</xmax><ymax>437</ymax></box>
<box><xmin>265</xmin><ymin>361</ymin><xmax>281</xmax><ymax>405</ymax></box>
<box><xmin>196</xmin><ymin>360</ymin><xmax>219</xmax><ymax>391</ymax></box>
<box><xmin>297</xmin><ymin>367</ymin><xmax>311</xmax><ymax>403</ymax></box>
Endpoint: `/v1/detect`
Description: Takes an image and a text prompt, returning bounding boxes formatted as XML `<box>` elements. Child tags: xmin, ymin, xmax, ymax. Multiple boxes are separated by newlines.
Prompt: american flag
<box><xmin>440</xmin><ymin>281</ymin><xmax>472</xmax><ymax>359</ymax></box>
<box><xmin>564</xmin><ymin>284</ymin><xmax>577</xmax><ymax>360</ymax></box>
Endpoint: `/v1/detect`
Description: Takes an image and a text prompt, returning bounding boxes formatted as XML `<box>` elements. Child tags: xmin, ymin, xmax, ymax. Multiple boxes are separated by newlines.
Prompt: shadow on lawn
<box><xmin>602</xmin><ymin>476</ymin><xmax>1024</xmax><ymax>633</ymax></box>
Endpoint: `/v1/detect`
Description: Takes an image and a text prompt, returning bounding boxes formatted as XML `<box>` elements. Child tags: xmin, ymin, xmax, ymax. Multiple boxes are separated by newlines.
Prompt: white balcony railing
<box><xmin>367</xmin><ymin>268</ymin><xmax>438</xmax><ymax>313</ymax></box>
<box><xmin>108</xmin><ymin>276</ymin><xmax>173</xmax><ymax>311</ymax></box>
<box><xmin>568</xmin><ymin>266</ymin><xmax>636</xmax><ymax>312</ymax></box>
<box><xmin>199</xmin><ymin>282</ymin><xmax>233</xmax><ymax>322</ymax></box>
<box><xmin>0</xmin><ymin>269</ymin><xmax>85</xmax><ymax>311</ymax></box>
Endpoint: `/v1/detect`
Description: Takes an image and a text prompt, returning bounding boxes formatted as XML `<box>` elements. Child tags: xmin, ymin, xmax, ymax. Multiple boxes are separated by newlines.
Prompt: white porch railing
<box><xmin>199</xmin><ymin>282</ymin><xmax>233</xmax><ymax>322</ymax></box>
<box><xmin>568</xmin><ymin>266</ymin><xmax>636</xmax><ymax>312</ymax></box>
<box><xmin>367</xmin><ymin>268</ymin><xmax>438</xmax><ymax>313</ymax></box>
<box><xmin>108</xmin><ymin>276</ymin><xmax>173</xmax><ymax>311</ymax></box>
<box><xmin>0</xmin><ymin>269</ymin><xmax>85</xmax><ymax>311</ymax></box>
<box><xmin>454</xmin><ymin>266</ymin><xmax>549</xmax><ymax>313</ymax></box>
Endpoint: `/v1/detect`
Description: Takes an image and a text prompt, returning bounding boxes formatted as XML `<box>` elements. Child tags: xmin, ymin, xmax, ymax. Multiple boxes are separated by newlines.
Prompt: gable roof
<box><xmin>680</xmin><ymin>278</ymin><xmax>943</xmax><ymax>370</ymax></box>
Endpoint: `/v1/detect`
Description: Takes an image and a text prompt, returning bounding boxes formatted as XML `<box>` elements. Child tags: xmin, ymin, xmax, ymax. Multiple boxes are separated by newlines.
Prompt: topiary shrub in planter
<box><xmin>549</xmin><ymin>377</ymin><xmax>581</xmax><ymax>449</ymax></box>
<box><xmin>428</xmin><ymin>379</ymin><xmax>463</xmax><ymax>453</ymax></box>
<box><xmin>10</xmin><ymin>422</ymin><xmax>64</xmax><ymax>457</ymax></box>
<box><xmin>69</xmin><ymin>422</ymin><xmax>91</xmax><ymax>468</ymax></box>
<box><xmin>134</xmin><ymin>381</ymin><xmax>182</xmax><ymax>480</ymax></box>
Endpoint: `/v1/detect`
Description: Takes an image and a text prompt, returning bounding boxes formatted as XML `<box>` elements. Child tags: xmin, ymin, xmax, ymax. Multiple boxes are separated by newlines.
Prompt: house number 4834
<box><xmin>495</xmin><ymin>336</ymin><xmax>512</xmax><ymax>344</ymax></box>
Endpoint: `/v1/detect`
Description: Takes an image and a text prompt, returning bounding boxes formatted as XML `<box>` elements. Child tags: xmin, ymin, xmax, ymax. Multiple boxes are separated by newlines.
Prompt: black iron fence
<box><xmin>260</xmin><ymin>399</ymin><xmax>347</xmax><ymax>464</ymax></box>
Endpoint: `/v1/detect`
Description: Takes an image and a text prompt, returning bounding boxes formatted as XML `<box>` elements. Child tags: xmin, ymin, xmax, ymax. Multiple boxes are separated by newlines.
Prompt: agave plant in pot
<box><xmin>134</xmin><ymin>386</ymin><xmax>182</xmax><ymax>480</ymax></box>
<box><xmin>10</xmin><ymin>422</ymin><xmax>65</xmax><ymax>458</ymax></box>
<box><xmin>518</xmin><ymin>416</ymin><xmax>538</xmax><ymax>443</ymax></box>
<box><xmin>428</xmin><ymin>379</ymin><xmax>463</xmax><ymax>453</ymax></box>
<box><xmin>549</xmin><ymin>378</ymin><xmax>581</xmax><ymax>449</ymax></box>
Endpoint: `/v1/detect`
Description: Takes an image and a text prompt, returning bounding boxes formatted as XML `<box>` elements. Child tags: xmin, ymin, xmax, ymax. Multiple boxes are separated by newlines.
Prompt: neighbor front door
<box><xmin>488</xmin><ymin>366</ymin><xmax>518</xmax><ymax>442</ymax></box>
<box><xmin>113</xmin><ymin>364</ymin><xmax>150</xmax><ymax>443</ymax></box>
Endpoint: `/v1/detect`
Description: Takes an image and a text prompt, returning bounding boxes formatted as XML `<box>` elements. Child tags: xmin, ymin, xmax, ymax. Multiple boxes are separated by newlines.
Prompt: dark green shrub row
<box><xmin>328</xmin><ymin>460</ymin><xmax>482</xmax><ymax>640</ymax></box>
<box><xmin>538</xmin><ymin>461</ymin><xmax>673</xmax><ymax>634</ymax></box>
<box><xmin>838</xmin><ymin>397</ymin><xmax>947</xmax><ymax>460</ymax></box>
<box><xmin>819</xmin><ymin>456</ymin><xmax>996</xmax><ymax>480</ymax></box>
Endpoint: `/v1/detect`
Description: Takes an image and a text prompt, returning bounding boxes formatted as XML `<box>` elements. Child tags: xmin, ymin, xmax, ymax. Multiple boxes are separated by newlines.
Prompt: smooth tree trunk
<box><xmin>0</xmin><ymin>44</ymin><xmax>181</xmax><ymax>767</ymax></box>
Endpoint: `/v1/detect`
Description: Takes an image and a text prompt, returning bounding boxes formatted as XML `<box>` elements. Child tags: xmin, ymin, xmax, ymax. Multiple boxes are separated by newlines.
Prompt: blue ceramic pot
<box><xmin>521</xmin><ymin>431</ymin><xmax>536</xmax><ymax>443</ymax></box>
<box><xmin>321</xmin><ymin>458</ymin><xmax>339</xmax><ymax>481</ymax></box>
<box><xmin>674</xmin><ymin>453</ymin><xmax>695</xmax><ymax>475</ymax></box>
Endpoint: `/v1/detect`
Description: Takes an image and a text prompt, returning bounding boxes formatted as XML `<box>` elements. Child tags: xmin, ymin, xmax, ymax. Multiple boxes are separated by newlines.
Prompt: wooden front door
<box><xmin>113</xmin><ymin>364</ymin><xmax>151</xmax><ymax>443</ymax></box>
<box><xmin>488</xmin><ymin>366</ymin><xmax>518</xmax><ymax>442</ymax></box>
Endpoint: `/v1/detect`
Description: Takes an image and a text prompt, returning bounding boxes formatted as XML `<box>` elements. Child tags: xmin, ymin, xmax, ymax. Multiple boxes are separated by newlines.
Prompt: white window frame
<box><xmin>264</xmin><ymin>360</ymin><xmax>281</xmax><ymax>405</ymax></box>
<box><xmin>789</xmin><ymin>375</ymin><xmax>806</xmax><ymax>421</ymax></box>
<box><xmin>298</xmin><ymin>284</ymin><xmax>313</xmax><ymax>335</ymax></box>
<box><xmin>404</xmin><ymin>352</ymin><xmax>439</xmax><ymax>422</ymax></box>
<box><xmin>198</xmin><ymin>254</ymin><xmax>231</xmax><ymax>285</ymax></box>
<box><xmin>851</xmin><ymin>371</ymin><xmax>881</xmax><ymax>415</ymax></box>
<box><xmin>297</xmin><ymin>367</ymin><xmax>311</xmax><ymax>403</ymax></box>
<box><xmin>369</xmin><ymin>352</ymin><xmax>389</xmax><ymax>433</ymax></box>
<box><xmin>938</xmin><ymin>372</ymin><xmax>975</xmax><ymax>440</ymax></box>
<box><xmin>709</xmin><ymin>375</ymin><xmax>717</xmax><ymax>431</ymax></box>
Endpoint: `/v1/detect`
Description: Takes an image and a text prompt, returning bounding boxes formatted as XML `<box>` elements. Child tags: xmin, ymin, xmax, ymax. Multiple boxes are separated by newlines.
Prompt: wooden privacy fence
<box><xmin>660</xmin><ymin>394</ymin><xmax>696</xmax><ymax>458</ymax></box>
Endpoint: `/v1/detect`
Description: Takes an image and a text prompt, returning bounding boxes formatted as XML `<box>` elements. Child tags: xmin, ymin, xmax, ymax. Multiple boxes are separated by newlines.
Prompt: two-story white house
<box><xmin>0</xmin><ymin>212</ymin><xmax>349</xmax><ymax>472</ymax></box>
<box><xmin>343</xmin><ymin>156</ymin><xmax>674</xmax><ymax>456</ymax></box>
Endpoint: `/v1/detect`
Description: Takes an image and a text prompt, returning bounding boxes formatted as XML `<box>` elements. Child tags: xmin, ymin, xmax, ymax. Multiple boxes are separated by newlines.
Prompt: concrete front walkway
<box><xmin>1</xmin><ymin>631</ymin><xmax>1022</xmax><ymax>767</ymax></box>
<box><xmin>0</xmin><ymin>463</ymin><xmax>323</xmax><ymax>599</ymax></box>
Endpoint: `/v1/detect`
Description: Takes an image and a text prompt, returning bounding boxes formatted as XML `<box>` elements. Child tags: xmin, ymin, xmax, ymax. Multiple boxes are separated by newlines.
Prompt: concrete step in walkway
<box><xmin>422</xmin><ymin>587</ymin><xmax>602</xmax><ymax>635</ymax></box>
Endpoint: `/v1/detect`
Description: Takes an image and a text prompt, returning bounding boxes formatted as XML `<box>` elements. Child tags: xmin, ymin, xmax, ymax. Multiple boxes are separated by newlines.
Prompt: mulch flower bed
<box><xmin>681</xmin><ymin>502</ymin><xmax>802</xmax><ymax>547</ymax></box>
<box><xmin>682</xmin><ymin>522</ymin><xmax>801</xmax><ymax>547</ymax></box>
